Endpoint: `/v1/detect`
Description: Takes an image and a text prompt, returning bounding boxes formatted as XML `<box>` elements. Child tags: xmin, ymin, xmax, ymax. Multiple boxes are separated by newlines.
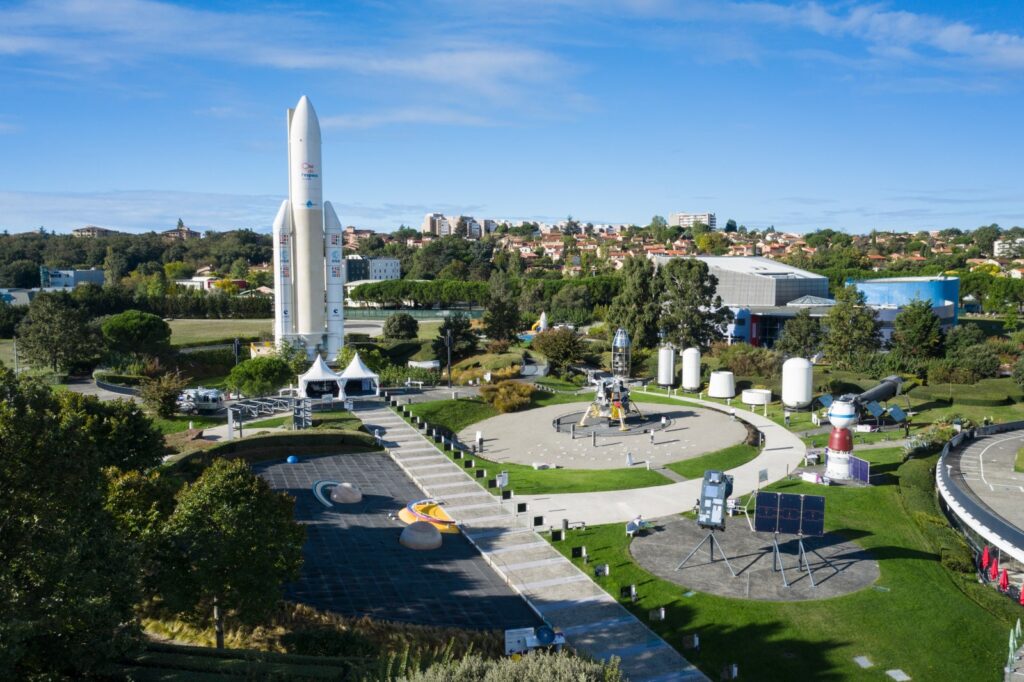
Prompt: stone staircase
<box><xmin>355</xmin><ymin>400</ymin><xmax>706</xmax><ymax>682</ymax></box>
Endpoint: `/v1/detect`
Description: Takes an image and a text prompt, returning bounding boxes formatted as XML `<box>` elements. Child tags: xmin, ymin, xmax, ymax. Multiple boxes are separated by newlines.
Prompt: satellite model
<box><xmin>578</xmin><ymin>328</ymin><xmax>643</xmax><ymax>431</ymax></box>
<box><xmin>824</xmin><ymin>376</ymin><xmax>903</xmax><ymax>480</ymax></box>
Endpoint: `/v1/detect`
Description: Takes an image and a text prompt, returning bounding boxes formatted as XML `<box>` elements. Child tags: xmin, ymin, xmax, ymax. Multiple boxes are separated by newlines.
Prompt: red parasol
<box><xmin>1000</xmin><ymin>569</ymin><xmax>1009</xmax><ymax>592</ymax></box>
<box><xmin>990</xmin><ymin>557</ymin><xmax>999</xmax><ymax>581</ymax></box>
<box><xmin>1019</xmin><ymin>582</ymin><xmax>1024</xmax><ymax>605</ymax></box>
<box><xmin>981</xmin><ymin>545</ymin><xmax>990</xmax><ymax>569</ymax></box>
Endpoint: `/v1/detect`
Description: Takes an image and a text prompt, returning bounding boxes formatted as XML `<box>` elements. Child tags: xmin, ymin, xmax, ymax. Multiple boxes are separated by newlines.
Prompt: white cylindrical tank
<box><xmin>741</xmin><ymin>388</ymin><xmax>772</xmax><ymax>406</ymax></box>
<box><xmin>827</xmin><ymin>399</ymin><xmax>858</xmax><ymax>429</ymax></box>
<box><xmin>781</xmin><ymin>357</ymin><xmax>813</xmax><ymax>409</ymax></box>
<box><xmin>708</xmin><ymin>371</ymin><xmax>736</xmax><ymax>399</ymax></box>
<box><xmin>681</xmin><ymin>347</ymin><xmax>701</xmax><ymax>391</ymax></box>
<box><xmin>657</xmin><ymin>346</ymin><xmax>675</xmax><ymax>387</ymax></box>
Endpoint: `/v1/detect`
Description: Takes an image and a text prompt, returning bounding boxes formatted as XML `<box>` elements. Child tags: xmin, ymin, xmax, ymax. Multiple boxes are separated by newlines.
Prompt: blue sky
<box><xmin>1</xmin><ymin>0</ymin><xmax>1024</xmax><ymax>234</ymax></box>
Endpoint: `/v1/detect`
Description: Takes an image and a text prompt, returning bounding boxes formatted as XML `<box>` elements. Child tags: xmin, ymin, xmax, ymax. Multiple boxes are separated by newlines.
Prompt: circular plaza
<box><xmin>458</xmin><ymin>401</ymin><xmax>748</xmax><ymax>470</ymax></box>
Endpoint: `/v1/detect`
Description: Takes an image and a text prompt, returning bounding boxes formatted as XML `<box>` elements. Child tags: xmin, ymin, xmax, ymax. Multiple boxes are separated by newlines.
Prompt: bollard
<box><xmin>571</xmin><ymin>424</ymin><xmax>576</xmax><ymax>440</ymax></box>
<box><xmin>592</xmin><ymin>431</ymin><xmax>597</xmax><ymax>447</ymax></box>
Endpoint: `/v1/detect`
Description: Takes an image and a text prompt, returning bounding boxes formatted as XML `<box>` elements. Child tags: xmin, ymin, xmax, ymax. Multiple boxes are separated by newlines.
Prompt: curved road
<box><xmin>519</xmin><ymin>391</ymin><xmax>806</xmax><ymax>526</ymax></box>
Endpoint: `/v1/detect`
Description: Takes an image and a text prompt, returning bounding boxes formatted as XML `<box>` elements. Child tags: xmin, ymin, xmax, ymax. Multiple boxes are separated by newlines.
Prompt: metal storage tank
<box><xmin>781</xmin><ymin>357</ymin><xmax>813</xmax><ymax>409</ymax></box>
<box><xmin>657</xmin><ymin>346</ymin><xmax>675</xmax><ymax>387</ymax></box>
<box><xmin>681</xmin><ymin>348</ymin><xmax>701</xmax><ymax>391</ymax></box>
<box><xmin>708</xmin><ymin>371</ymin><xmax>736</xmax><ymax>399</ymax></box>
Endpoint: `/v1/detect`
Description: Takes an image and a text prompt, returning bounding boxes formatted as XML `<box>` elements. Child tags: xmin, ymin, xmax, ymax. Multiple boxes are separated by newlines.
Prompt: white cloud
<box><xmin>321</xmin><ymin>107</ymin><xmax>492</xmax><ymax>129</ymax></box>
<box><xmin>0</xmin><ymin>0</ymin><xmax>565</xmax><ymax>100</ymax></box>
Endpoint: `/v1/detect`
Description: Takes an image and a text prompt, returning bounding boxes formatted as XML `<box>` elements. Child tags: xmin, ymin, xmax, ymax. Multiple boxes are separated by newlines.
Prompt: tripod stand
<box><xmin>676</xmin><ymin>529</ymin><xmax>737</xmax><ymax>577</ymax></box>
<box><xmin>771</xmin><ymin>533</ymin><xmax>837</xmax><ymax>588</ymax></box>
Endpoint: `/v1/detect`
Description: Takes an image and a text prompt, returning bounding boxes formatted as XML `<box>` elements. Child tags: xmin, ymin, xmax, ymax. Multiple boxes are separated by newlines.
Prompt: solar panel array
<box><xmin>888</xmin><ymin>405</ymin><xmax>907</xmax><ymax>423</ymax></box>
<box><xmin>754</xmin><ymin>492</ymin><xmax>827</xmax><ymax>537</ymax></box>
<box><xmin>817</xmin><ymin>394</ymin><xmax>833</xmax><ymax>407</ymax></box>
<box><xmin>865</xmin><ymin>400</ymin><xmax>884</xmax><ymax>418</ymax></box>
<box><xmin>849</xmin><ymin>455</ymin><xmax>871</xmax><ymax>484</ymax></box>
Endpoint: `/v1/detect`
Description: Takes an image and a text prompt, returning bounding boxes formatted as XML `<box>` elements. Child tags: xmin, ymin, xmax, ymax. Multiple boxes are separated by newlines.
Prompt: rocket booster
<box><xmin>273</xmin><ymin>96</ymin><xmax>345</xmax><ymax>361</ymax></box>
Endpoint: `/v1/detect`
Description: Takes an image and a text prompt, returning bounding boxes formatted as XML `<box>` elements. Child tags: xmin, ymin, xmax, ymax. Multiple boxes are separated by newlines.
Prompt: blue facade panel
<box><xmin>851</xmin><ymin>278</ymin><xmax>960</xmax><ymax>322</ymax></box>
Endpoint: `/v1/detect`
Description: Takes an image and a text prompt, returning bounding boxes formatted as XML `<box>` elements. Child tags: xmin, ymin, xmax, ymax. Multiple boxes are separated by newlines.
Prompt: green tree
<box><xmin>724</xmin><ymin>219</ymin><xmax>738</xmax><ymax>232</ymax></box>
<box><xmin>17</xmin><ymin>292</ymin><xmax>101</xmax><ymax>372</ymax></box>
<box><xmin>950</xmin><ymin>342</ymin><xmax>1001</xmax><ymax>379</ymax></box>
<box><xmin>890</xmin><ymin>299</ymin><xmax>944</xmax><ymax>360</ymax></box>
<box><xmin>275</xmin><ymin>340</ymin><xmax>313</xmax><ymax>377</ymax></box>
<box><xmin>383</xmin><ymin>312</ymin><xmax>420</xmax><ymax>340</ymax></box>
<box><xmin>103</xmin><ymin>245</ymin><xmax>129</xmax><ymax>285</ymax></box>
<box><xmin>945</xmin><ymin>322</ymin><xmax>986</xmax><ymax>358</ymax></box>
<box><xmin>159</xmin><ymin>459</ymin><xmax>304</xmax><ymax>648</ymax></box>
<box><xmin>823</xmin><ymin>286</ymin><xmax>881</xmax><ymax>369</ymax></box>
<box><xmin>226</xmin><ymin>356</ymin><xmax>292</xmax><ymax>397</ymax></box>
<box><xmin>431</xmin><ymin>313</ymin><xmax>478</xmax><ymax>362</ymax></box>
<box><xmin>774</xmin><ymin>308</ymin><xmax>823</xmax><ymax>358</ymax></box>
<box><xmin>0</xmin><ymin>259</ymin><xmax>40</xmax><ymax>288</ymax></box>
<box><xmin>104</xmin><ymin>468</ymin><xmax>178</xmax><ymax>593</ymax></box>
<box><xmin>658</xmin><ymin>259</ymin><xmax>733</xmax><ymax>351</ymax></box>
<box><xmin>0</xmin><ymin>369</ymin><xmax>141</xmax><ymax>678</ymax></box>
<box><xmin>549</xmin><ymin>284</ymin><xmax>591</xmax><ymax>326</ymax></box>
<box><xmin>101</xmin><ymin>309</ymin><xmax>172</xmax><ymax>358</ymax></box>
<box><xmin>139</xmin><ymin>369</ymin><xmax>190</xmax><ymax>419</ymax></box>
<box><xmin>229</xmin><ymin>257</ymin><xmax>249</xmax><ymax>279</ymax></box>
<box><xmin>606</xmin><ymin>256</ymin><xmax>662</xmax><ymax>349</ymax></box>
<box><xmin>1003</xmin><ymin>306</ymin><xmax>1020</xmax><ymax>333</ymax></box>
<box><xmin>482</xmin><ymin>273</ymin><xmax>521</xmax><ymax>342</ymax></box>
<box><xmin>531</xmin><ymin>327</ymin><xmax>585</xmax><ymax>376</ymax></box>
<box><xmin>336</xmin><ymin>345</ymin><xmax>387</xmax><ymax>372</ymax></box>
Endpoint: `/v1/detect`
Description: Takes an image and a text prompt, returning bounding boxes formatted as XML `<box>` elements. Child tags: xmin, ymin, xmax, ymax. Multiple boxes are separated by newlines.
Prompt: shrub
<box><xmin>378</xmin><ymin>365</ymin><xmax>439</xmax><ymax>387</ymax></box>
<box><xmin>280</xmin><ymin>627</ymin><xmax>377</xmax><ymax>657</ymax></box>
<box><xmin>139</xmin><ymin>370</ymin><xmax>190</xmax><ymax>418</ymax></box>
<box><xmin>174</xmin><ymin>348</ymin><xmax>235</xmax><ymax>379</ymax></box>
<box><xmin>226</xmin><ymin>356</ymin><xmax>292</xmax><ymax>397</ymax></box>
<box><xmin>951</xmin><ymin>342</ymin><xmax>1000</xmax><ymax>379</ymax></box>
<box><xmin>401</xmin><ymin>650</ymin><xmax>622</xmax><ymax>682</ymax></box>
<box><xmin>485</xmin><ymin>339</ymin><xmax>510</xmax><ymax>354</ymax></box>
<box><xmin>479</xmin><ymin>380</ymin><xmax>533</xmax><ymax>413</ymax></box>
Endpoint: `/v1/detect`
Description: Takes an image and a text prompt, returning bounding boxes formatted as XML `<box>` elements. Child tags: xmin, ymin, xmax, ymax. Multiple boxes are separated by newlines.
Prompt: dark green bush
<box><xmin>280</xmin><ymin>627</ymin><xmax>378</xmax><ymax>658</ymax></box>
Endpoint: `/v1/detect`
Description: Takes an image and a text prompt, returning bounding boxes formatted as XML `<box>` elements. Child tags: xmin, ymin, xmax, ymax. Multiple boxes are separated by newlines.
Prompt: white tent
<box><xmin>339</xmin><ymin>352</ymin><xmax>380</xmax><ymax>396</ymax></box>
<box><xmin>298</xmin><ymin>355</ymin><xmax>344</xmax><ymax>399</ymax></box>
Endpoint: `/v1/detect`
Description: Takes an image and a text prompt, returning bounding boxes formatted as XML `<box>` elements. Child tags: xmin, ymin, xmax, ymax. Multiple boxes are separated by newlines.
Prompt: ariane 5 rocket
<box><xmin>272</xmin><ymin>96</ymin><xmax>345</xmax><ymax>361</ymax></box>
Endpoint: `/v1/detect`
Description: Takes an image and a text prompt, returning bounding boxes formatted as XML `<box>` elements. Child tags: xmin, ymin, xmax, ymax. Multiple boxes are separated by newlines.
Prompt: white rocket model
<box><xmin>272</xmin><ymin>96</ymin><xmax>345</xmax><ymax>361</ymax></box>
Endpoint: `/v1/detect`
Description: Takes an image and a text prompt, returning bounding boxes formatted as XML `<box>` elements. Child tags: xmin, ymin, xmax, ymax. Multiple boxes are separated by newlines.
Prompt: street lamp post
<box><xmin>446</xmin><ymin>328</ymin><xmax>453</xmax><ymax>389</ymax></box>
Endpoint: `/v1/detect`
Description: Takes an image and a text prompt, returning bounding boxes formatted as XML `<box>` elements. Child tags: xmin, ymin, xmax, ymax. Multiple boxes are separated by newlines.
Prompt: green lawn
<box><xmin>547</xmin><ymin>451</ymin><xmax>1014</xmax><ymax>680</ymax></box>
<box><xmin>534</xmin><ymin>375</ymin><xmax>582</xmax><ymax>391</ymax></box>
<box><xmin>168</xmin><ymin>318</ymin><xmax>272</xmax><ymax>346</ymax></box>
<box><xmin>401</xmin><ymin>398</ymin><xmax>672</xmax><ymax>494</ymax></box>
<box><xmin>151</xmin><ymin>414</ymin><xmax>223</xmax><ymax>434</ymax></box>
<box><xmin>187</xmin><ymin>374</ymin><xmax>230</xmax><ymax>390</ymax></box>
<box><xmin>417</xmin><ymin>320</ymin><xmax>443</xmax><ymax>340</ymax></box>
<box><xmin>1016</xmin><ymin>446</ymin><xmax>1024</xmax><ymax>473</ymax></box>
<box><xmin>667</xmin><ymin>443</ymin><xmax>760</xmax><ymax>480</ymax></box>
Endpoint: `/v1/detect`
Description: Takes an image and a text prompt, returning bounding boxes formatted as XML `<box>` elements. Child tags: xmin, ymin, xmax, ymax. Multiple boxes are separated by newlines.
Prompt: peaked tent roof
<box><xmin>339</xmin><ymin>352</ymin><xmax>379</xmax><ymax>381</ymax></box>
<box><xmin>300</xmin><ymin>355</ymin><xmax>341</xmax><ymax>382</ymax></box>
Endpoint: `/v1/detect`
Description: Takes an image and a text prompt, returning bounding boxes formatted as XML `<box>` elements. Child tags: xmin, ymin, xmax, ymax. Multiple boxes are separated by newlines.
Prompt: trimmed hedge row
<box><xmin>909</xmin><ymin>384</ymin><xmax>1013</xmax><ymax>407</ymax></box>
<box><xmin>169</xmin><ymin>430</ymin><xmax>379</xmax><ymax>476</ymax></box>
<box><xmin>93</xmin><ymin>371</ymin><xmax>147</xmax><ymax>386</ymax></box>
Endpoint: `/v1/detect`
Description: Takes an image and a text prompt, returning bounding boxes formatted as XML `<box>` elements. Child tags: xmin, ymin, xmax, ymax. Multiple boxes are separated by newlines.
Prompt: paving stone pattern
<box><xmin>360</xmin><ymin>399</ymin><xmax>707</xmax><ymax>682</ymax></box>
<box><xmin>255</xmin><ymin>450</ymin><xmax>538</xmax><ymax>630</ymax></box>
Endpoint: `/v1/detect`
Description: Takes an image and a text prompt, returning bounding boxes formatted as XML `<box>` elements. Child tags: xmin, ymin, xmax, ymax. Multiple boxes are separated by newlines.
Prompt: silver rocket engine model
<box><xmin>272</xmin><ymin>96</ymin><xmax>345</xmax><ymax>361</ymax></box>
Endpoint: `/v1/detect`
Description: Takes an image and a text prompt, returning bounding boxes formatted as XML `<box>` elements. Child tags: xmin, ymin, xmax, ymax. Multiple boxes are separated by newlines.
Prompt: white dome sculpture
<box><xmin>400</xmin><ymin>521</ymin><xmax>443</xmax><ymax>551</ymax></box>
<box><xmin>741</xmin><ymin>388</ymin><xmax>772</xmax><ymax>406</ymax></box>
<box><xmin>329</xmin><ymin>482</ymin><xmax>363</xmax><ymax>504</ymax></box>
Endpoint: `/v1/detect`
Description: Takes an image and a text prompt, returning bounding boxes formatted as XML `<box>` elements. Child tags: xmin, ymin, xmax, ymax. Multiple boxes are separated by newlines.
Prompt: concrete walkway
<box><xmin>519</xmin><ymin>392</ymin><xmax>806</xmax><ymax>526</ymax></box>
<box><xmin>355</xmin><ymin>400</ymin><xmax>706</xmax><ymax>682</ymax></box>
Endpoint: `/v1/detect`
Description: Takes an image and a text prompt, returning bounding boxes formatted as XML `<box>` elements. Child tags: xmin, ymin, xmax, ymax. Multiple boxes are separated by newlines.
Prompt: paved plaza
<box><xmin>631</xmin><ymin>515</ymin><xmax>880</xmax><ymax>601</ymax></box>
<box><xmin>255</xmin><ymin>452</ymin><xmax>539</xmax><ymax>630</ymax></box>
<box><xmin>460</xmin><ymin>402</ymin><xmax>747</xmax><ymax>470</ymax></box>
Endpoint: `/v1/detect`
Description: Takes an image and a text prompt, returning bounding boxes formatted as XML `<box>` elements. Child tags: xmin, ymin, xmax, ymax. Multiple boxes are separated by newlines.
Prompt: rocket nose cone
<box><xmin>295</xmin><ymin>95</ymin><xmax>316</xmax><ymax>117</ymax></box>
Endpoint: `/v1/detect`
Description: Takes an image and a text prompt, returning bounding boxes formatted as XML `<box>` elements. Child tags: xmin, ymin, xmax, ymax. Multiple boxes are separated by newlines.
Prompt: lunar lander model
<box><xmin>579</xmin><ymin>328</ymin><xmax>644</xmax><ymax>431</ymax></box>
